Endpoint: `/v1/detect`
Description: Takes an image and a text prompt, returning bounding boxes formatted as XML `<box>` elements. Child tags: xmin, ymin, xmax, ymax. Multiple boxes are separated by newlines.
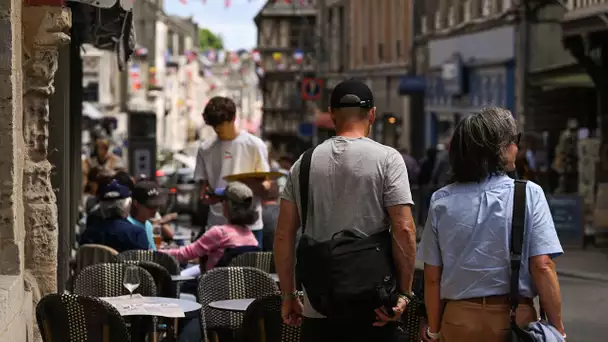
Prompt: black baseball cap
<box><xmin>132</xmin><ymin>181</ymin><xmax>166</xmax><ymax>208</ymax></box>
<box><xmin>330</xmin><ymin>78</ymin><xmax>374</xmax><ymax>109</ymax></box>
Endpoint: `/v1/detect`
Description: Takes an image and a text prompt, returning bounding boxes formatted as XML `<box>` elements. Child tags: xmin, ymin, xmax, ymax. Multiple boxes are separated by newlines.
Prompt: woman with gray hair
<box><xmin>417</xmin><ymin>107</ymin><xmax>565</xmax><ymax>341</ymax></box>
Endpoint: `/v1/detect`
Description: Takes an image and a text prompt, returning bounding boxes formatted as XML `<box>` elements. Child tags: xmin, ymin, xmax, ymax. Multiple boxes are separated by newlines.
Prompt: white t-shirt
<box><xmin>194</xmin><ymin>131</ymin><xmax>270</xmax><ymax>231</ymax></box>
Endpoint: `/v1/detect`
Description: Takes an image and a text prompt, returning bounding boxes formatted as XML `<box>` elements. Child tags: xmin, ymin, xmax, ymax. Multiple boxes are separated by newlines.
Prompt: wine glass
<box><xmin>123</xmin><ymin>266</ymin><xmax>140</xmax><ymax>298</ymax></box>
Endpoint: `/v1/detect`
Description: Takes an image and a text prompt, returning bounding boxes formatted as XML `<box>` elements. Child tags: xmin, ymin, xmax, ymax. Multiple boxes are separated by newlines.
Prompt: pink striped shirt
<box><xmin>162</xmin><ymin>224</ymin><xmax>258</xmax><ymax>270</ymax></box>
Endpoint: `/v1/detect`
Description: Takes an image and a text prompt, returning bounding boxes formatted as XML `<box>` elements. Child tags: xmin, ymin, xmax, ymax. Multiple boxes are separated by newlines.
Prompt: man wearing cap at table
<box><xmin>80</xmin><ymin>180</ymin><xmax>150</xmax><ymax>253</ymax></box>
<box><xmin>128</xmin><ymin>180</ymin><xmax>167</xmax><ymax>250</ymax></box>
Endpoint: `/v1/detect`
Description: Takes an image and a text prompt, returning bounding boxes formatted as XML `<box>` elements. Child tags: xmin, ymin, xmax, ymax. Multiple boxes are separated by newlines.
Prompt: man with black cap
<box><xmin>80</xmin><ymin>180</ymin><xmax>149</xmax><ymax>252</ymax></box>
<box><xmin>274</xmin><ymin>79</ymin><xmax>418</xmax><ymax>341</ymax></box>
<box><xmin>128</xmin><ymin>181</ymin><xmax>167</xmax><ymax>250</ymax></box>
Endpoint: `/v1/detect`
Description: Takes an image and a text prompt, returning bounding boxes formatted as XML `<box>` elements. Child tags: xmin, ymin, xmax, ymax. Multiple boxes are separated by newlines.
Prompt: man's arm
<box><xmin>274</xmin><ymin>199</ymin><xmax>300</xmax><ymax>295</ymax></box>
<box><xmin>530</xmin><ymin>256</ymin><xmax>564</xmax><ymax>334</ymax></box>
<box><xmin>528</xmin><ymin>187</ymin><xmax>565</xmax><ymax>335</ymax></box>
<box><xmin>387</xmin><ymin>205</ymin><xmax>417</xmax><ymax>293</ymax></box>
<box><xmin>274</xmin><ymin>165</ymin><xmax>300</xmax><ymax>295</ymax></box>
<box><xmin>384</xmin><ymin>150</ymin><xmax>417</xmax><ymax>294</ymax></box>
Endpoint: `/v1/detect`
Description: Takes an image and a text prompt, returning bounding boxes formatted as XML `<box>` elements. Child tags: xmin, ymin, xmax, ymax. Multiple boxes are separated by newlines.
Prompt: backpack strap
<box><xmin>509</xmin><ymin>180</ymin><xmax>527</xmax><ymax>322</ymax></box>
<box><xmin>299</xmin><ymin>148</ymin><xmax>315</xmax><ymax>234</ymax></box>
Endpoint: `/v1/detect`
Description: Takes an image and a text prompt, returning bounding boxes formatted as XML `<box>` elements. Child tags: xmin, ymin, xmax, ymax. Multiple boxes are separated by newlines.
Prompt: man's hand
<box><xmin>281</xmin><ymin>297</ymin><xmax>304</xmax><ymax>326</ymax></box>
<box><xmin>241</xmin><ymin>178</ymin><xmax>271</xmax><ymax>194</ymax></box>
<box><xmin>373</xmin><ymin>296</ymin><xmax>408</xmax><ymax>327</ymax></box>
<box><xmin>418</xmin><ymin>318</ymin><xmax>435</xmax><ymax>341</ymax></box>
<box><xmin>200</xmin><ymin>192</ymin><xmax>222</xmax><ymax>205</ymax></box>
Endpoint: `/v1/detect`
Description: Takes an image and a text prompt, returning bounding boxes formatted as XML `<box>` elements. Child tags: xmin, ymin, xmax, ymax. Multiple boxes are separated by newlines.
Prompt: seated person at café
<box><xmin>79</xmin><ymin>180</ymin><xmax>149</xmax><ymax>252</ymax></box>
<box><xmin>161</xmin><ymin>181</ymin><xmax>259</xmax><ymax>273</ymax></box>
<box><xmin>128</xmin><ymin>180</ymin><xmax>166</xmax><ymax>250</ymax></box>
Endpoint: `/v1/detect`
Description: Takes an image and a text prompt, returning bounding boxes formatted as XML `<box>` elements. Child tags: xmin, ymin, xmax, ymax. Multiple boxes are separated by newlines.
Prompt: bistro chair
<box><xmin>74</xmin><ymin>263</ymin><xmax>157</xmax><ymax>297</ymax></box>
<box><xmin>36</xmin><ymin>293</ymin><xmax>130</xmax><ymax>342</ymax></box>
<box><xmin>115</xmin><ymin>249</ymin><xmax>181</xmax><ymax>275</ymax></box>
<box><xmin>69</xmin><ymin>244</ymin><xmax>119</xmax><ymax>290</ymax></box>
<box><xmin>73</xmin><ymin>263</ymin><xmax>157</xmax><ymax>342</ymax></box>
<box><xmin>400</xmin><ymin>268</ymin><xmax>425</xmax><ymax>342</ymax></box>
<box><xmin>197</xmin><ymin>267</ymin><xmax>278</xmax><ymax>341</ymax></box>
<box><xmin>228</xmin><ymin>251</ymin><xmax>275</xmax><ymax>273</ymax></box>
<box><xmin>241</xmin><ymin>294</ymin><xmax>301</xmax><ymax>342</ymax></box>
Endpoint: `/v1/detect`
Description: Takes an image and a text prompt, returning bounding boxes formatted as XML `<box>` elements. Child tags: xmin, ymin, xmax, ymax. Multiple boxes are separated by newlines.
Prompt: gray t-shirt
<box><xmin>281</xmin><ymin>136</ymin><xmax>413</xmax><ymax>317</ymax></box>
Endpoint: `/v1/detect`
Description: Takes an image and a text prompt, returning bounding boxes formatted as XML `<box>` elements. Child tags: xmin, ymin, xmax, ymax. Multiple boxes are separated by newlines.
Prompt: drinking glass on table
<box><xmin>123</xmin><ymin>265</ymin><xmax>140</xmax><ymax>298</ymax></box>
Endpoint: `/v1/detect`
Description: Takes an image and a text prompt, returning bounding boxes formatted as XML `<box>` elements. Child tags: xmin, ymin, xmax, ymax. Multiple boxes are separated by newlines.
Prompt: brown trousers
<box><xmin>440</xmin><ymin>297</ymin><xmax>537</xmax><ymax>342</ymax></box>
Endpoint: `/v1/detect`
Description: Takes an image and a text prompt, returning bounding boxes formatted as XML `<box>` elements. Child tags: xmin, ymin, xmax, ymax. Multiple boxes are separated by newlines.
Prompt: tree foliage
<box><xmin>199</xmin><ymin>28</ymin><xmax>224</xmax><ymax>50</ymax></box>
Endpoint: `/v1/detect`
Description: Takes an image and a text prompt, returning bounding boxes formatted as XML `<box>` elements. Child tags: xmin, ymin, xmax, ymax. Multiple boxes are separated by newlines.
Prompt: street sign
<box><xmin>301</xmin><ymin>77</ymin><xmax>324</xmax><ymax>101</ymax></box>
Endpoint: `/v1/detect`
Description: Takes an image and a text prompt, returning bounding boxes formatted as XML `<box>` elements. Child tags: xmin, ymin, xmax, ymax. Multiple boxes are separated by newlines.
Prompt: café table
<box><xmin>208</xmin><ymin>298</ymin><xmax>255</xmax><ymax>313</ymax></box>
<box><xmin>102</xmin><ymin>295</ymin><xmax>202</xmax><ymax>318</ymax></box>
<box><xmin>171</xmin><ymin>275</ymin><xmax>196</xmax><ymax>282</ymax></box>
<box><xmin>102</xmin><ymin>295</ymin><xmax>203</xmax><ymax>341</ymax></box>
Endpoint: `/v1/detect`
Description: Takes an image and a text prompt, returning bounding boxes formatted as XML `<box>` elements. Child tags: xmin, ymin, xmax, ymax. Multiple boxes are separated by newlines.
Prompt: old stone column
<box><xmin>21</xmin><ymin>3</ymin><xmax>70</xmax><ymax>297</ymax></box>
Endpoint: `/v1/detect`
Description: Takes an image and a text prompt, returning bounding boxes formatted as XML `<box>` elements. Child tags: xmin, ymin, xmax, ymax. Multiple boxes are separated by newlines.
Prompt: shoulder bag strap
<box><xmin>510</xmin><ymin>180</ymin><xmax>527</xmax><ymax>323</ymax></box>
<box><xmin>299</xmin><ymin>148</ymin><xmax>315</xmax><ymax>234</ymax></box>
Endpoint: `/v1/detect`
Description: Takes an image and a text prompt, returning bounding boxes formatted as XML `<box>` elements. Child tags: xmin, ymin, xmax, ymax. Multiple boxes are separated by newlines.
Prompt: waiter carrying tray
<box><xmin>194</xmin><ymin>96</ymin><xmax>278</xmax><ymax>249</ymax></box>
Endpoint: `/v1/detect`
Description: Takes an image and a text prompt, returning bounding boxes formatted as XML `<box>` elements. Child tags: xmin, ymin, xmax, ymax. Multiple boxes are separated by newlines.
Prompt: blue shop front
<box><xmin>424</xmin><ymin>26</ymin><xmax>516</xmax><ymax>148</ymax></box>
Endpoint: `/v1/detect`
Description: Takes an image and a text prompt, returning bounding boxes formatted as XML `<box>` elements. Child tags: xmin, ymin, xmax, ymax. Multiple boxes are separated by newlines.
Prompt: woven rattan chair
<box><xmin>400</xmin><ymin>268</ymin><xmax>425</xmax><ymax>341</ymax></box>
<box><xmin>122</xmin><ymin>260</ymin><xmax>175</xmax><ymax>298</ymax></box>
<box><xmin>228</xmin><ymin>251</ymin><xmax>275</xmax><ymax>273</ymax></box>
<box><xmin>198</xmin><ymin>266</ymin><xmax>278</xmax><ymax>340</ymax></box>
<box><xmin>36</xmin><ymin>293</ymin><xmax>130</xmax><ymax>342</ymax></box>
<box><xmin>74</xmin><ymin>263</ymin><xmax>157</xmax><ymax>342</ymax></box>
<box><xmin>74</xmin><ymin>263</ymin><xmax>157</xmax><ymax>297</ymax></box>
<box><xmin>115</xmin><ymin>250</ymin><xmax>181</xmax><ymax>275</ymax></box>
<box><xmin>75</xmin><ymin>244</ymin><xmax>119</xmax><ymax>275</ymax></box>
<box><xmin>241</xmin><ymin>294</ymin><xmax>301</xmax><ymax>342</ymax></box>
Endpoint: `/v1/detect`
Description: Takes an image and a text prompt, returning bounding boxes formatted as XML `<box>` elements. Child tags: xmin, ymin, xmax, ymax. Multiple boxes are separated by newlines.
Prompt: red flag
<box><xmin>180</xmin><ymin>0</ymin><xmax>186</xmax><ymax>4</ymax></box>
<box><xmin>225</xmin><ymin>0</ymin><xmax>230</xmax><ymax>7</ymax></box>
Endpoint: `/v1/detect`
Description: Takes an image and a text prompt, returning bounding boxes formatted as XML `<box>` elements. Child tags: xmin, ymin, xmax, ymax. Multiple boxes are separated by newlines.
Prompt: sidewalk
<box><xmin>556</xmin><ymin>248</ymin><xmax>608</xmax><ymax>282</ymax></box>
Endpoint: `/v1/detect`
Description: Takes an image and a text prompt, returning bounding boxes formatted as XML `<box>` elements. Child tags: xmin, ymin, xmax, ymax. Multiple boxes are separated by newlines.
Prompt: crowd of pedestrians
<box><xmin>77</xmin><ymin>79</ymin><xmax>566</xmax><ymax>342</ymax></box>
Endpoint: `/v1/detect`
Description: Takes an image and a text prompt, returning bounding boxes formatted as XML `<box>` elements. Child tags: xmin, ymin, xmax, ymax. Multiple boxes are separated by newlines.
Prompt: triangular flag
<box><xmin>180</xmin><ymin>0</ymin><xmax>186</xmax><ymax>4</ymax></box>
<box><xmin>225</xmin><ymin>0</ymin><xmax>230</xmax><ymax>8</ymax></box>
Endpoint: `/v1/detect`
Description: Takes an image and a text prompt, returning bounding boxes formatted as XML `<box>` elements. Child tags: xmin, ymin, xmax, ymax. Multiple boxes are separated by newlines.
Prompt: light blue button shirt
<box><xmin>417</xmin><ymin>175</ymin><xmax>563</xmax><ymax>300</ymax></box>
<box><xmin>127</xmin><ymin>216</ymin><xmax>156</xmax><ymax>250</ymax></box>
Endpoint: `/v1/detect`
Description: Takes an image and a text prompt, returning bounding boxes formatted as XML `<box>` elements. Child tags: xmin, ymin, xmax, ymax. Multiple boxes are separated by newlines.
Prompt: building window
<box><xmin>482</xmin><ymin>0</ymin><xmax>492</xmax><ymax>16</ymax></box>
<box><xmin>448</xmin><ymin>5</ymin><xmax>456</xmax><ymax>26</ymax></box>
<box><xmin>396</xmin><ymin>40</ymin><xmax>401</xmax><ymax>58</ymax></box>
<box><xmin>420</xmin><ymin>15</ymin><xmax>428</xmax><ymax>34</ymax></box>
<box><xmin>378</xmin><ymin>43</ymin><xmax>384</xmax><ymax>62</ymax></box>
<box><xmin>463</xmin><ymin>0</ymin><xmax>472</xmax><ymax>22</ymax></box>
<box><xmin>434</xmin><ymin>10</ymin><xmax>442</xmax><ymax>30</ymax></box>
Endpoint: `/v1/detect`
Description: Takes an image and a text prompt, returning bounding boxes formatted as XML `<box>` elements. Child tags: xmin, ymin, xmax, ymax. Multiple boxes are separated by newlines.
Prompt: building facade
<box><xmin>255</xmin><ymin>0</ymin><xmax>318</xmax><ymax>156</ymax></box>
<box><xmin>1</xmin><ymin>1</ymin><xmax>71</xmax><ymax>340</ymax></box>
<box><xmin>415</xmin><ymin>0</ymin><xmax>518</xmax><ymax>149</ymax></box>
<box><xmin>319</xmin><ymin>0</ymin><xmax>414</xmax><ymax>149</ymax></box>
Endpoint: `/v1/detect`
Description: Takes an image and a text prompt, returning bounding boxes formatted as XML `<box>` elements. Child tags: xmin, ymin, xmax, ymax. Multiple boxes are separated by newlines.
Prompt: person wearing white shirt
<box><xmin>194</xmin><ymin>96</ymin><xmax>277</xmax><ymax>249</ymax></box>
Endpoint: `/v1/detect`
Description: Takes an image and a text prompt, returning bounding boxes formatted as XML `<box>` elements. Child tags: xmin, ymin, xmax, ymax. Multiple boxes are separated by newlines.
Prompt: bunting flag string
<box><xmin>225</xmin><ymin>0</ymin><xmax>230</xmax><ymax>8</ymax></box>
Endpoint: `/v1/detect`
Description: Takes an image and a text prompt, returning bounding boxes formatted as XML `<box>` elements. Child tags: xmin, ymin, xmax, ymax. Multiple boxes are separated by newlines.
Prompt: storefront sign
<box><xmin>547</xmin><ymin>195</ymin><xmax>583</xmax><ymax>248</ymax></box>
<box><xmin>442</xmin><ymin>54</ymin><xmax>464</xmax><ymax>96</ymax></box>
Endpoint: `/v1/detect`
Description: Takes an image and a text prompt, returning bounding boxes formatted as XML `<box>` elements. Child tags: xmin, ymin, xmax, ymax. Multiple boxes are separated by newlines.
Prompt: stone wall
<box><xmin>0</xmin><ymin>0</ymin><xmax>29</xmax><ymax>339</ymax></box>
<box><xmin>0</xmin><ymin>0</ymin><xmax>70</xmax><ymax>340</ymax></box>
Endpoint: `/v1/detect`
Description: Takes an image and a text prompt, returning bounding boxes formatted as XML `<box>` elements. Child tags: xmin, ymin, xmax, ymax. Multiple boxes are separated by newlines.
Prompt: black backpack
<box><xmin>295</xmin><ymin>147</ymin><xmax>398</xmax><ymax>322</ymax></box>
